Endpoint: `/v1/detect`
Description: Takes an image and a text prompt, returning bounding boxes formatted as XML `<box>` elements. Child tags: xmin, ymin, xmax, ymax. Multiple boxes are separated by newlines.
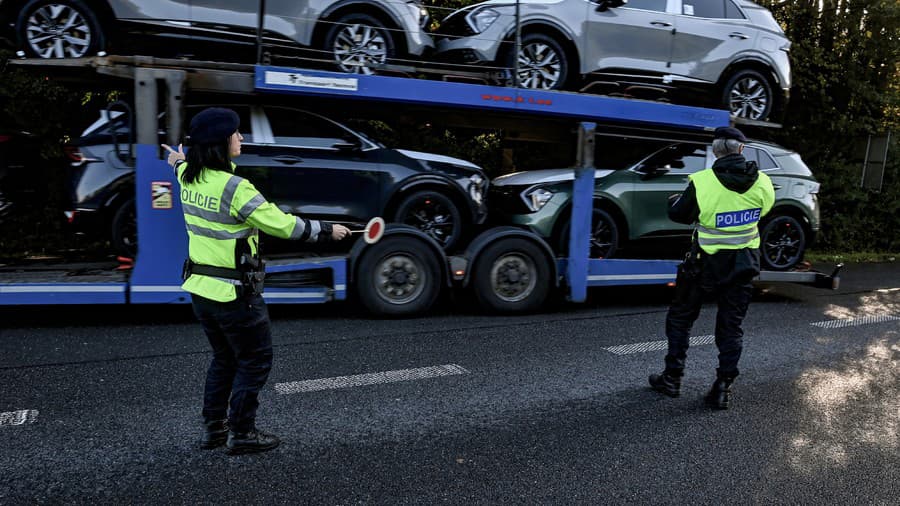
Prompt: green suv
<box><xmin>489</xmin><ymin>139</ymin><xmax>820</xmax><ymax>270</ymax></box>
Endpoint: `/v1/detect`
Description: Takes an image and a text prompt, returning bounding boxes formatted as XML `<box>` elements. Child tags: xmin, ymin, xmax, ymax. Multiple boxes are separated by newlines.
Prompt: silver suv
<box><xmin>2</xmin><ymin>0</ymin><xmax>432</xmax><ymax>73</ymax></box>
<box><xmin>434</xmin><ymin>0</ymin><xmax>791</xmax><ymax>121</ymax></box>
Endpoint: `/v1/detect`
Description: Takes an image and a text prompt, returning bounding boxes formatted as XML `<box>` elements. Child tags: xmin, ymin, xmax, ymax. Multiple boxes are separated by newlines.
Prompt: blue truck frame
<box><xmin>0</xmin><ymin>61</ymin><xmax>838</xmax><ymax>310</ymax></box>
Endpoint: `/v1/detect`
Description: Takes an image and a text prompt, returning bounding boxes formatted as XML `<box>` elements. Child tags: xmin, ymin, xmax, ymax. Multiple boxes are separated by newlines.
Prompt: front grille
<box><xmin>434</xmin><ymin>12</ymin><xmax>475</xmax><ymax>37</ymax></box>
<box><xmin>488</xmin><ymin>186</ymin><xmax>530</xmax><ymax>215</ymax></box>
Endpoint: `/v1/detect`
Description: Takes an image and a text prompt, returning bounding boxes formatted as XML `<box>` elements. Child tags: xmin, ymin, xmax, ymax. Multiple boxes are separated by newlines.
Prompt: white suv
<box><xmin>3</xmin><ymin>0</ymin><xmax>432</xmax><ymax>73</ymax></box>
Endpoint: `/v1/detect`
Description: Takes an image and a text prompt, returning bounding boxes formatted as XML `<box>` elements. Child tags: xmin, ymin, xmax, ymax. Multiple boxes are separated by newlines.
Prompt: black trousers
<box><xmin>664</xmin><ymin>263</ymin><xmax>754</xmax><ymax>379</ymax></box>
<box><xmin>191</xmin><ymin>293</ymin><xmax>273</xmax><ymax>433</ymax></box>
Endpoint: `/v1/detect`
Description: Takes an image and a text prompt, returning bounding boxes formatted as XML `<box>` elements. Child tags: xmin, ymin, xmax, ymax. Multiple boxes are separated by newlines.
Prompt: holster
<box><xmin>182</xmin><ymin>255</ymin><xmax>266</xmax><ymax>297</ymax></box>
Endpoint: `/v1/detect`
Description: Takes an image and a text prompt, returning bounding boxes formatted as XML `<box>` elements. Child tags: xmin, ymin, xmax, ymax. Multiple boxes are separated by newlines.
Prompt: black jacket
<box><xmin>668</xmin><ymin>153</ymin><xmax>763</xmax><ymax>285</ymax></box>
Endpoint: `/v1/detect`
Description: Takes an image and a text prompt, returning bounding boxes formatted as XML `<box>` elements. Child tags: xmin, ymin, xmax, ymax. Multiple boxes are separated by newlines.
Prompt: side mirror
<box><xmin>595</xmin><ymin>0</ymin><xmax>627</xmax><ymax>12</ymax></box>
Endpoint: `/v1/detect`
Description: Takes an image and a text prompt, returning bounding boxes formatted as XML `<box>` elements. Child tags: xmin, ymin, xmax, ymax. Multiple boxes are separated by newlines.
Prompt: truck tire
<box><xmin>471</xmin><ymin>237</ymin><xmax>551</xmax><ymax>313</ymax></box>
<box><xmin>355</xmin><ymin>235</ymin><xmax>441</xmax><ymax>316</ymax></box>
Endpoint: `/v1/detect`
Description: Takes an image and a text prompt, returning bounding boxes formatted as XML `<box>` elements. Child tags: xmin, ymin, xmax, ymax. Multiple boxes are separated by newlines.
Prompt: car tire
<box><xmin>471</xmin><ymin>238</ymin><xmax>552</xmax><ymax>314</ymax></box>
<box><xmin>505</xmin><ymin>32</ymin><xmax>569</xmax><ymax>90</ymax></box>
<box><xmin>324</xmin><ymin>13</ymin><xmax>396</xmax><ymax>75</ymax></box>
<box><xmin>111</xmin><ymin>198</ymin><xmax>137</xmax><ymax>258</ymax></box>
<box><xmin>17</xmin><ymin>0</ymin><xmax>105</xmax><ymax>59</ymax></box>
<box><xmin>393</xmin><ymin>191</ymin><xmax>464</xmax><ymax>251</ymax></box>
<box><xmin>355</xmin><ymin>235</ymin><xmax>442</xmax><ymax>316</ymax></box>
<box><xmin>760</xmin><ymin>214</ymin><xmax>806</xmax><ymax>271</ymax></box>
<box><xmin>722</xmin><ymin>69</ymin><xmax>774</xmax><ymax>121</ymax></box>
<box><xmin>557</xmin><ymin>207</ymin><xmax>619</xmax><ymax>259</ymax></box>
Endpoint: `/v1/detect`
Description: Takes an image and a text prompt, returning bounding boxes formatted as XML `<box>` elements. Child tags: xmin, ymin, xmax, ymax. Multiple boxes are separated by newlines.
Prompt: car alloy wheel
<box><xmin>558</xmin><ymin>208</ymin><xmax>619</xmax><ymax>259</ymax></box>
<box><xmin>761</xmin><ymin>215</ymin><xmax>806</xmax><ymax>271</ymax></box>
<box><xmin>508</xmin><ymin>33</ymin><xmax>568</xmax><ymax>90</ymax></box>
<box><xmin>394</xmin><ymin>191</ymin><xmax>463</xmax><ymax>250</ymax></box>
<box><xmin>18</xmin><ymin>0</ymin><xmax>102</xmax><ymax>59</ymax></box>
<box><xmin>724</xmin><ymin>69</ymin><xmax>773</xmax><ymax>121</ymax></box>
<box><xmin>326</xmin><ymin>14</ymin><xmax>394</xmax><ymax>75</ymax></box>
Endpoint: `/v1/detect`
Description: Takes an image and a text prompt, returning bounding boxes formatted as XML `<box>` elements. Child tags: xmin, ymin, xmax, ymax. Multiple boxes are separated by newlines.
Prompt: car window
<box><xmin>725</xmin><ymin>0</ymin><xmax>745</xmax><ymax>19</ymax></box>
<box><xmin>756</xmin><ymin>148</ymin><xmax>778</xmax><ymax>170</ymax></box>
<box><xmin>773</xmin><ymin>153</ymin><xmax>813</xmax><ymax>176</ymax></box>
<box><xmin>682</xmin><ymin>0</ymin><xmax>725</xmax><ymax>18</ymax></box>
<box><xmin>742</xmin><ymin>146</ymin><xmax>760</xmax><ymax>165</ymax></box>
<box><xmin>624</xmin><ymin>0</ymin><xmax>668</xmax><ymax>13</ymax></box>
<box><xmin>637</xmin><ymin>143</ymin><xmax>708</xmax><ymax>174</ymax></box>
<box><xmin>264</xmin><ymin>107</ymin><xmax>354</xmax><ymax>148</ymax></box>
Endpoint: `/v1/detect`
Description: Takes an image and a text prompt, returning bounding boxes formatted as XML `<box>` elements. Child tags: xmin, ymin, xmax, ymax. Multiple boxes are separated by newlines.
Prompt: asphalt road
<box><xmin>1</xmin><ymin>262</ymin><xmax>898</xmax><ymax>504</ymax></box>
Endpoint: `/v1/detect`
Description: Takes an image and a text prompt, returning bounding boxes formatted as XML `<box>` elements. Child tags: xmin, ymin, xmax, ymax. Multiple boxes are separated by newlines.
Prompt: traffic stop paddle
<box><xmin>349</xmin><ymin>217</ymin><xmax>385</xmax><ymax>244</ymax></box>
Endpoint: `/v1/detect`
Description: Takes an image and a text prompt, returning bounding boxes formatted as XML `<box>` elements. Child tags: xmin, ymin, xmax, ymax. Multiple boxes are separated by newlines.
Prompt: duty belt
<box><xmin>183</xmin><ymin>257</ymin><xmax>267</xmax><ymax>296</ymax></box>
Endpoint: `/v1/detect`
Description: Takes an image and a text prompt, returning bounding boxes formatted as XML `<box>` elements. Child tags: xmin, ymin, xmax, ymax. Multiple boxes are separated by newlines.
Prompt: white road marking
<box><xmin>603</xmin><ymin>335</ymin><xmax>716</xmax><ymax>355</ymax></box>
<box><xmin>0</xmin><ymin>410</ymin><xmax>38</xmax><ymax>427</ymax></box>
<box><xmin>276</xmin><ymin>364</ymin><xmax>470</xmax><ymax>395</ymax></box>
<box><xmin>811</xmin><ymin>315</ymin><xmax>900</xmax><ymax>329</ymax></box>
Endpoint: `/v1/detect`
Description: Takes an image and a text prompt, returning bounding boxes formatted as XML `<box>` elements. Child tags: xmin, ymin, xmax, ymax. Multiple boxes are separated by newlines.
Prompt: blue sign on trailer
<box><xmin>254</xmin><ymin>66</ymin><xmax>730</xmax><ymax>132</ymax></box>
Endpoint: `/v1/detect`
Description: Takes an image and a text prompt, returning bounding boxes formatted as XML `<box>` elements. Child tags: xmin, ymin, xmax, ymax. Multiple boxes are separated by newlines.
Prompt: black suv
<box><xmin>67</xmin><ymin>104</ymin><xmax>488</xmax><ymax>256</ymax></box>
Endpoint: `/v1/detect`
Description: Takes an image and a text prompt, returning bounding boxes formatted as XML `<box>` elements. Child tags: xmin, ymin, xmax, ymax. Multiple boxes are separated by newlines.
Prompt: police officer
<box><xmin>648</xmin><ymin>126</ymin><xmax>775</xmax><ymax>409</ymax></box>
<box><xmin>163</xmin><ymin>107</ymin><xmax>350</xmax><ymax>454</ymax></box>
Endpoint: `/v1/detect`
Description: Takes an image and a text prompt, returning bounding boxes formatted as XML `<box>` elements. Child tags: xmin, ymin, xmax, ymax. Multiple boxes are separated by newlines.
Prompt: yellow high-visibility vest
<box><xmin>690</xmin><ymin>168</ymin><xmax>775</xmax><ymax>255</ymax></box>
<box><xmin>176</xmin><ymin>162</ymin><xmax>325</xmax><ymax>302</ymax></box>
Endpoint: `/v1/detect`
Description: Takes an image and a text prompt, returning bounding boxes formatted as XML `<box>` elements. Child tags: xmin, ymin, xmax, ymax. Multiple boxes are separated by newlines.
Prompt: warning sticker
<box><xmin>152</xmin><ymin>181</ymin><xmax>173</xmax><ymax>209</ymax></box>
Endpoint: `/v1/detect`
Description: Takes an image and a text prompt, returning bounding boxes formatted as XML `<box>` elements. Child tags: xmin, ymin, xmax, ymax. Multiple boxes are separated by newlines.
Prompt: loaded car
<box><xmin>66</xmin><ymin>103</ymin><xmax>488</xmax><ymax>257</ymax></box>
<box><xmin>434</xmin><ymin>0</ymin><xmax>791</xmax><ymax>121</ymax></box>
<box><xmin>489</xmin><ymin>138</ymin><xmax>819</xmax><ymax>271</ymax></box>
<box><xmin>1</xmin><ymin>0</ymin><xmax>432</xmax><ymax>73</ymax></box>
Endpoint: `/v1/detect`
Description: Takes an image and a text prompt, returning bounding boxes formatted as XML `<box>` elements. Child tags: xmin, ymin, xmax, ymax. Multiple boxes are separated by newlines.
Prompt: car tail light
<box><xmin>64</xmin><ymin>145</ymin><xmax>99</xmax><ymax>166</ymax></box>
<box><xmin>0</xmin><ymin>135</ymin><xmax>10</xmax><ymax>143</ymax></box>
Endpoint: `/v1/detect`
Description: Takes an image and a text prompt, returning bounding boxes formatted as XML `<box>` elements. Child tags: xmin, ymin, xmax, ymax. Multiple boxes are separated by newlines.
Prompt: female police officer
<box><xmin>163</xmin><ymin>107</ymin><xmax>349</xmax><ymax>454</ymax></box>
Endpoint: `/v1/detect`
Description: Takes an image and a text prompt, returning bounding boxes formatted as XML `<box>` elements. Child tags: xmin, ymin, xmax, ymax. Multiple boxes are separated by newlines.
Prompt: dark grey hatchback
<box><xmin>66</xmin><ymin>104</ymin><xmax>488</xmax><ymax>256</ymax></box>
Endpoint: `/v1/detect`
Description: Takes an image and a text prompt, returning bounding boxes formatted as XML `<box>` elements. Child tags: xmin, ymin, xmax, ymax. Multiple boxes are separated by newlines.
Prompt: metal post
<box><xmin>165</xmin><ymin>71</ymin><xmax>186</xmax><ymax>147</ymax></box>
<box><xmin>256</xmin><ymin>0</ymin><xmax>266</xmax><ymax>65</ymax></box>
<box><xmin>134</xmin><ymin>68</ymin><xmax>158</xmax><ymax>147</ymax></box>
<box><xmin>513</xmin><ymin>0</ymin><xmax>521</xmax><ymax>88</ymax></box>
<box><xmin>567</xmin><ymin>122</ymin><xmax>596</xmax><ymax>303</ymax></box>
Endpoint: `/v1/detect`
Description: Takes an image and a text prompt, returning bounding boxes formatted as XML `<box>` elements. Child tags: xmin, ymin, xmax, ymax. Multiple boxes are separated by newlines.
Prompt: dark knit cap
<box><xmin>189</xmin><ymin>107</ymin><xmax>240</xmax><ymax>145</ymax></box>
<box><xmin>714</xmin><ymin>126</ymin><xmax>747</xmax><ymax>143</ymax></box>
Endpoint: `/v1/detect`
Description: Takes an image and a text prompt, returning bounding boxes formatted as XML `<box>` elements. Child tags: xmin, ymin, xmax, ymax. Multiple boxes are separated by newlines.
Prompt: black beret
<box><xmin>189</xmin><ymin>107</ymin><xmax>240</xmax><ymax>145</ymax></box>
<box><xmin>714</xmin><ymin>126</ymin><xmax>747</xmax><ymax>143</ymax></box>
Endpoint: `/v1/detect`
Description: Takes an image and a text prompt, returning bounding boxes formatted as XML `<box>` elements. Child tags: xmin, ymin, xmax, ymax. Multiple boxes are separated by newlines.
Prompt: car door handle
<box><xmin>272</xmin><ymin>155</ymin><xmax>304</xmax><ymax>165</ymax></box>
<box><xmin>651</xmin><ymin>21</ymin><xmax>673</xmax><ymax>28</ymax></box>
<box><xmin>729</xmin><ymin>32</ymin><xmax>750</xmax><ymax>40</ymax></box>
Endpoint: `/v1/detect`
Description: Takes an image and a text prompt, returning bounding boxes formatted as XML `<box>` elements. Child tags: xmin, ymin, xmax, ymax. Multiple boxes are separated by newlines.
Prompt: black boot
<box><xmin>199</xmin><ymin>419</ymin><xmax>229</xmax><ymax>449</ymax></box>
<box><xmin>226</xmin><ymin>427</ymin><xmax>281</xmax><ymax>455</ymax></box>
<box><xmin>648</xmin><ymin>371</ymin><xmax>682</xmax><ymax>397</ymax></box>
<box><xmin>704</xmin><ymin>378</ymin><xmax>734</xmax><ymax>410</ymax></box>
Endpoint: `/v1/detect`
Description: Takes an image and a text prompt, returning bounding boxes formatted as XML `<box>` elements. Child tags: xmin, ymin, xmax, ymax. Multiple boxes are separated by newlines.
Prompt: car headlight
<box><xmin>407</xmin><ymin>1</ymin><xmax>430</xmax><ymax>29</ymax></box>
<box><xmin>469</xmin><ymin>174</ymin><xmax>486</xmax><ymax>205</ymax></box>
<box><xmin>466</xmin><ymin>8</ymin><xmax>500</xmax><ymax>33</ymax></box>
<box><xmin>523</xmin><ymin>187</ymin><xmax>554</xmax><ymax>212</ymax></box>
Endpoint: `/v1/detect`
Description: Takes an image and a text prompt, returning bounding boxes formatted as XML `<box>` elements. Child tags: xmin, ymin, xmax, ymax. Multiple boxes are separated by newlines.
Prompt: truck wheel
<box><xmin>471</xmin><ymin>238</ymin><xmax>551</xmax><ymax>313</ymax></box>
<box><xmin>17</xmin><ymin>0</ymin><xmax>105</xmax><ymax>59</ymax></box>
<box><xmin>355</xmin><ymin>235</ymin><xmax>441</xmax><ymax>316</ymax></box>
<box><xmin>111</xmin><ymin>198</ymin><xmax>136</xmax><ymax>258</ymax></box>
